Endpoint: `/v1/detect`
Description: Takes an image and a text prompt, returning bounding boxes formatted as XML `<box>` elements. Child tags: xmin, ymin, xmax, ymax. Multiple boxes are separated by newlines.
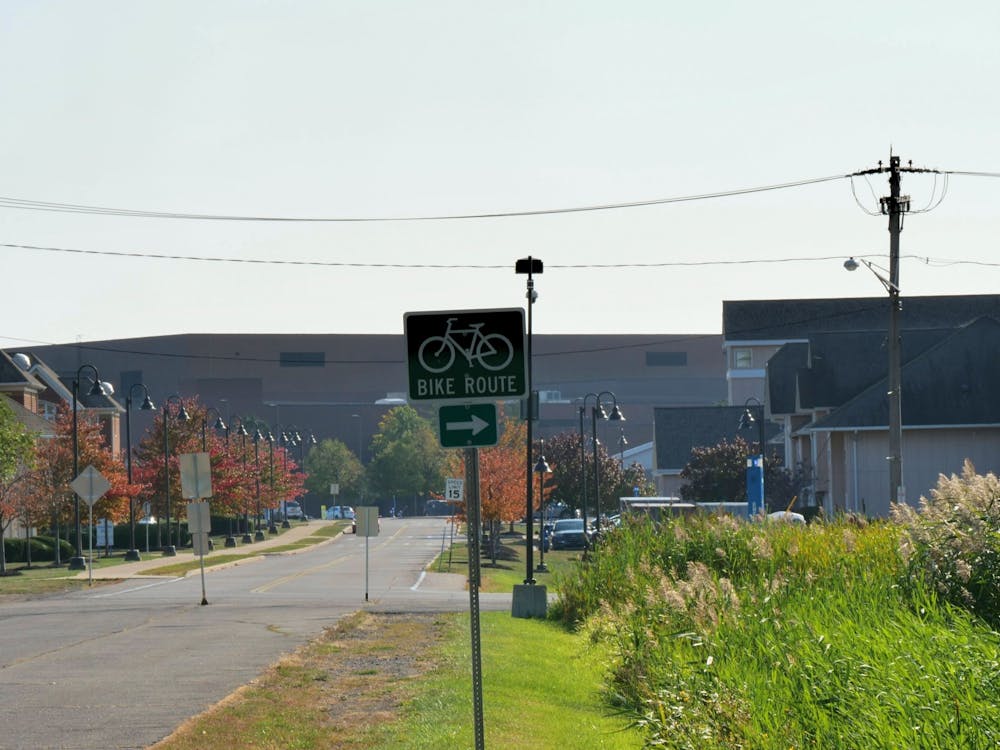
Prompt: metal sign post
<box><xmin>188</xmin><ymin>501</ymin><xmax>212</xmax><ymax>605</ymax></box>
<box><xmin>465</xmin><ymin>447</ymin><xmax>485</xmax><ymax>750</ymax></box>
<box><xmin>356</xmin><ymin>506</ymin><xmax>380</xmax><ymax>602</ymax></box>
<box><xmin>70</xmin><ymin>466</ymin><xmax>110</xmax><ymax>587</ymax></box>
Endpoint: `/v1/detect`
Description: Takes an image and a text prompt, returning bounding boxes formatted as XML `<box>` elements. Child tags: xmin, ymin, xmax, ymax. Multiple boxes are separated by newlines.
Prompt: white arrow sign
<box><xmin>445</xmin><ymin>414</ymin><xmax>489</xmax><ymax>436</ymax></box>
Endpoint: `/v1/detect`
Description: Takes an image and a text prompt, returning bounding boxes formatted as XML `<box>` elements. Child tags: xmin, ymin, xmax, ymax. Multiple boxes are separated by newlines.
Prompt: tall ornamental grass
<box><xmin>553</xmin><ymin>512</ymin><xmax>1000</xmax><ymax>749</ymax></box>
<box><xmin>893</xmin><ymin>459</ymin><xmax>1000</xmax><ymax>629</ymax></box>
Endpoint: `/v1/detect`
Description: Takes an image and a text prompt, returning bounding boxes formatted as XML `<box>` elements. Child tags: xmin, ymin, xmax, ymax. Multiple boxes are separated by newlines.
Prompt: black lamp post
<box><xmin>516</xmin><ymin>255</ymin><xmax>543</xmax><ymax>586</ymax></box>
<box><xmin>124</xmin><ymin>383</ymin><xmax>155</xmax><ymax>562</ymax></box>
<box><xmin>161</xmin><ymin>395</ymin><xmax>189</xmax><ymax>556</ymax></box>
<box><xmin>252</xmin><ymin>427</ymin><xmax>267</xmax><ymax>541</ymax></box>
<box><xmin>534</xmin><ymin>447</ymin><xmax>551</xmax><ymax>573</ymax></box>
<box><xmin>265</xmin><ymin>429</ymin><xmax>278</xmax><ymax>534</ymax></box>
<box><xmin>224</xmin><ymin>416</ymin><xmax>252</xmax><ymax>545</ymax></box>
<box><xmin>584</xmin><ymin>391</ymin><xmax>625</xmax><ymax>535</ymax></box>
<box><xmin>738</xmin><ymin>396</ymin><xmax>766</xmax><ymax>517</ymax></box>
<box><xmin>70</xmin><ymin>364</ymin><xmax>113</xmax><ymax>570</ymax></box>
<box><xmin>278</xmin><ymin>429</ymin><xmax>292</xmax><ymax>528</ymax></box>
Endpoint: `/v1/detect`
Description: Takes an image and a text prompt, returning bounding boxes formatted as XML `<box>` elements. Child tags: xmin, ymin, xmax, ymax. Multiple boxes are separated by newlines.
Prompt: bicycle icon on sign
<box><xmin>417</xmin><ymin>318</ymin><xmax>515</xmax><ymax>374</ymax></box>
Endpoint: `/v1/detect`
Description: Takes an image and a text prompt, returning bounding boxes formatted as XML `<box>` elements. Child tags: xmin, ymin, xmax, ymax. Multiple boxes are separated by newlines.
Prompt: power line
<box><xmin>0</xmin><ymin>174</ymin><xmax>847</xmax><ymax>222</ymax></box>
<box><xmin>0</xmin><ymin>241</ymin><xmax>865</xmax><ymax>270</ymax></box>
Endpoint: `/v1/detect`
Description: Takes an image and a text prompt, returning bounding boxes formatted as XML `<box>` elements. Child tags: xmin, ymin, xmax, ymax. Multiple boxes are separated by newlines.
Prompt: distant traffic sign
<box><xmin>71</xmin><ymin>465</ymin><xmax>110</xmax><ymax>508</ymax></box>
<box><xmin>405</xmin><ymin>309</ymin><xmax>526</xmax><ymax>402</ymax></box>
<box><xmin>438</xmin><ymin>403</ymin><xmax>499</xmax><ymax>448</ymax></box>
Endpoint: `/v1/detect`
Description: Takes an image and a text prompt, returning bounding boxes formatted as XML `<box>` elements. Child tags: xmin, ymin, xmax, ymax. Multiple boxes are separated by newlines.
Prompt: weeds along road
<box><xmin>0</xmin><ymin>517</ymin><xmax>510</xmax><ymax>750</ymax></box>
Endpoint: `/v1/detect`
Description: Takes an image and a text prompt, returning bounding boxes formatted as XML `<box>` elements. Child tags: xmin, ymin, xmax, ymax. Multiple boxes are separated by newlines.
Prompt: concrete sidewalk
<box><xmin>71</xmin><ymin>519</ymin><xmax>341</xmax><ymax>580</ymax></box>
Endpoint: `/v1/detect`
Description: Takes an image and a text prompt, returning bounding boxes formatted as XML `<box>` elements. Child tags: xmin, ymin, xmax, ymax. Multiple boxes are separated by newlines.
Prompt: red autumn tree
<box><xmin>28</xmin><ymin>405</ymin><xmax>133</xmax><ymax>559</ymax></box>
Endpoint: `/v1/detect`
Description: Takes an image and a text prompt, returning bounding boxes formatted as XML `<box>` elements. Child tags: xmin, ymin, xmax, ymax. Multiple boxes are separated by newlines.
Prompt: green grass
<box><xmin>432</xmin><ymin>528</ymin><xmax>586</xmax><ymax>592</ymax></box>
<box><xmin>554</xmin><ymin>515</ymin><xmax>1000</xmax><ymax>748</ymax></box>
<box><xmin>355</xmin><ymin>613</ymin><xmax>642</xmax><ymax>749</ymax></box>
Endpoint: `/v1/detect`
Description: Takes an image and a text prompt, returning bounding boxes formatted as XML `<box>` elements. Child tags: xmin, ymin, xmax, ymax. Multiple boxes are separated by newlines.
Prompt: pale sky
<box><xmin>2</xmin><ymin>1</ymin><xmax>999</xmax><ymax>349</ymax></box>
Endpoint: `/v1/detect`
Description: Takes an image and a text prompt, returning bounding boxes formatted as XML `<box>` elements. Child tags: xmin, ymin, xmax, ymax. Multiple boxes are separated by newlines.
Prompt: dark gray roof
<box><xmin>654</xmin><ymin>405</ymin><xmax>782</xmax><ymax>471</ymax></box>
<box><xmin>724</xmin><ymin>295</ymin><xmax>1000</xmax><ymax>341</ymax></box>
<box><xmin>813</xmin><ymin>316</ymin><xmax>1000</xmax><ymax>430</ymax></box>
<box><xmin>766</xmin><ymin>343</ymin><xmax>808</xmax><ymax>414</ymax></box>
<box><xmin>768</xmin><ymin>329</ymin><xmax>952</xmax><ymax>416</ymax></box>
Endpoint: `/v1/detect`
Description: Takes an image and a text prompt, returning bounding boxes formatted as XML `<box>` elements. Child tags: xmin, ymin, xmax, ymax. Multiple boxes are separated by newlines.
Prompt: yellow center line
<box><xmin>251</xmin><ymin>524</ymin><xmax>408</xmax><ymax>592</ymax></box>
<box><xmin>251</xmin><ymin>555</ymin><xmax>349</xmax><ymax>593</ymax></box>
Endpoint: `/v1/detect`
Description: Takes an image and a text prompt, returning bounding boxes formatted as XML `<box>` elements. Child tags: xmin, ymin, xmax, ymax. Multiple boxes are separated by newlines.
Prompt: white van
<box><xmin>325</xmin><ymin>505</ymin><xmax>355</xmax><ymax>520</ymax></box>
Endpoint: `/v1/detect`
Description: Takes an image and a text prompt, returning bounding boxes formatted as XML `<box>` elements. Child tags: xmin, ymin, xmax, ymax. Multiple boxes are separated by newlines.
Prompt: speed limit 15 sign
<box><xmin>445</xmin><ymin>478</ymin><xmax>464</xmax><ymax>502</ymax></box>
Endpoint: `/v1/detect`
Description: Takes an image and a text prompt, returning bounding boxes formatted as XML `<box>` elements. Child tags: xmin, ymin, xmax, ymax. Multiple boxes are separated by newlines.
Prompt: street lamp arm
<box><xmin>844</xmin><ymin>257</ymin><xmax>899</xmax><ymax>295</ymax></box>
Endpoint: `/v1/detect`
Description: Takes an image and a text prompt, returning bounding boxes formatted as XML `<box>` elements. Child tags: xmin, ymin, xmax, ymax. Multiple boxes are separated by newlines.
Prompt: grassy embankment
<box><xmin>553</xmin><ymin>509</ymin><xmax>1000</xmax><ymax>748</ymax></box>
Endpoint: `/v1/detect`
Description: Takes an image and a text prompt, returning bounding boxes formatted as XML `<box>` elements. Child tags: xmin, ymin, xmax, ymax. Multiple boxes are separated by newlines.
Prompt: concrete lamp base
<box><xmin>511</xmin><ymin>583</ymin><xmax>547</xmax><ymax>619</ymax></box>
<box><xmin>124</xmin><ymin>549</ymin><xmax>141</xmax><ymax>562</ymax></box>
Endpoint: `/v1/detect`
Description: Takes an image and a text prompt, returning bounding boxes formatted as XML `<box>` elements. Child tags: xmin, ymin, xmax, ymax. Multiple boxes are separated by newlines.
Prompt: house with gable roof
<box><xmin>0</xmin><ymin>350</ymin><xmax>123</xmax><ymax>455</ymax></box>
<box><xmin>653</xmin><ymin>294</ymin><xmax>1000</xmax><ymax>516</ymax></box>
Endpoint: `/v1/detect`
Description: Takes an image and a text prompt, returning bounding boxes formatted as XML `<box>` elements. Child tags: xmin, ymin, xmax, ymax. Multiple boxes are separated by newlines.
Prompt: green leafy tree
<box><xmin>366</xmin><ymin>406</ymin><xmax>447</xmax><ymax>503</ymax></box>
<box><xmin>0</xmin><ymin>398</ymin><xmax>36</xmax><ymax>572</ymax></box>
<box><xmin>304</xmin><ymin>438</ymin><xmax>364</xmax><ymax>503</ymax></box>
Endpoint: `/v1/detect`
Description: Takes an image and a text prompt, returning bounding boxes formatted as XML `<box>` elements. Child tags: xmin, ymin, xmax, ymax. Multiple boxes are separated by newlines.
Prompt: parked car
<box><xmin>325</xmin><ymin>505</ymin><xmax>356</xmax><ymax>520</ymax></box>
<box><xmin>549</xmin><ymin>518</ymin><xmax>589</xmax><ymax>550</ymax></box>
<box><xmin>284</xmin><ymin>501</ymin><xmax>304</xmax><ymax>520</ymax></box>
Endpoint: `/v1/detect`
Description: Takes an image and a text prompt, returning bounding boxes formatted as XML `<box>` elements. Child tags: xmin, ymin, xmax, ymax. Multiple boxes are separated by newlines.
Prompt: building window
<box><xmin>645</xmin><ymin>352</ymin><xmax>687</xmax><ymax>367</ymax></box>
<box><xmin>280</xmin><ymin>352</ymin><xmax>325</xmax><ymax>368</ymax></box>
<box><xmin>733</xmin><ymin>348</ymin><xmax>753</xmax><ymax>369</ymax></box>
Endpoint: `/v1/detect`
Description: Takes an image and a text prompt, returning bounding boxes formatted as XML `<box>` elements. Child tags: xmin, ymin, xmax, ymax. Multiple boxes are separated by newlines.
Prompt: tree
<box><xmin>540</xmin><ymin>429</ymin><xmax>648</xmax><ymax>520</ymax></box>
<box><xmin>679</xmin><ymin>436</ymin><xmax>802</xmax><ymax>510</ymax></box>
<box><xmin>28</xmin><ymin>404</ymin><xmax>132</xmax><ymax>563</ymax></box>
<box><xmin>304</xmin><ymin>439</ymin><xmax>364</xmax><ymax>503</ymax></box>
<box><xmin>367</xmin><ymin>406</ymin><xmax>447</xmax><ymax>504</ymax></box>
<box><xmin>132</xmin><ymin>400</ymin><xmax>258</xmax><ymax>545</ymax></box>
<box><xmin>0</xmin><ymin>398</ymin><xmax>36</xmax><ymax>573</ymax></box>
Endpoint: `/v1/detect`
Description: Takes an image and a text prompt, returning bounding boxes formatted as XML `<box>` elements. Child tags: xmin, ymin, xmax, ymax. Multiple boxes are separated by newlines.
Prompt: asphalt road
<box><xmin>0</xmin><ymin>517</ymin><xmax>511</xmax><ymax>750</ymax></box>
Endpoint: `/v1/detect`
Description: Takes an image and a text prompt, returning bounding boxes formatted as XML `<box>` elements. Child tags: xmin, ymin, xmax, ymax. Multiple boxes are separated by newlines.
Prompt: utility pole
<box><xmin>884</xmin><ymin>156</ymin><xmax>906</xmax><ymax>506</ymax></box>
<box><xmin>849</xmin><ymin>154</ymin><xmax>934</xmax><ymax>505</ymax></box>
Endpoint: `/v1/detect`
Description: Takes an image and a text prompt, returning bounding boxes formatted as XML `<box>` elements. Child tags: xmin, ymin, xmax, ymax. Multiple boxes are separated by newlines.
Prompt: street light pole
<box><xmin>70</xmin><ymin>364</ymin><xmax>112</xmax><ymax>570</ymax></box>
<box><xmin>588</xmin><ymin>391</ymin><xmax>624</xmax><ymax>534</ymax></box>
<box><xmin>161</xmin><ymin>395</ymin><xmax>189</xmax><ymax>556</ymax></box>
<box><xmin>515</xmin><ymin>255</ymin><xmax>542</xmax><ymax>586</ymax></box>
<box><xmin>252</xmin><ymin>427</ymin><xmax>267</xmax><ymax>541</ymax></box>
<box><xmin>534</xmin><ymin>446</ymin><xmax>551</xmax><ymax>573</ymax></box>
<box><xmin>224</xmin><ymin>416</ymin><xmax>251</xmax><ymax>545</ymax></box>
<box><xmin>125</xmin><ymin>384</ymin><xmax>155</xmax><ymax>562</ymax></box>
<box><xmin>266</xmin><ymin>430</ymin><xmax>278</xmax><ymax>534</ymax></box>
<box><xmin>846</xmin><ymin>154</ymin><xmax>918</xmax><ymax>506</ymax></box>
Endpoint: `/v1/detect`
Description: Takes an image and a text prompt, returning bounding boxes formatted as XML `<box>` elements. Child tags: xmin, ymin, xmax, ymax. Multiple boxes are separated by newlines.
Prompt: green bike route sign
<box><xmin>404</xmin><ymin>308</ymin><xmax>527</xmax><ymax>403</ymax></box>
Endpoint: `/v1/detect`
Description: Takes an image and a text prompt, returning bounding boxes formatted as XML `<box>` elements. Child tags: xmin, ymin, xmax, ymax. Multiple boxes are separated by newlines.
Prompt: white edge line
<box><xmin>410</xmin><ymin>571</ymin><xmax>427</xmax><ymax>591</ymax></box>
<box><xmin>89</xmin><ymin>577</ymin><xmax>185</xmax><ymax>598</ymax></box>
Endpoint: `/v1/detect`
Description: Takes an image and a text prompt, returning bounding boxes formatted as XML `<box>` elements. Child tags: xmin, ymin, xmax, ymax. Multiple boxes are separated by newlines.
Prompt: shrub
<box><xmin>892</xmin><ymin>459</ymin><xmax>1000</xmax><ymax>628</ymax></box>
<box><xmin>2</xmin><ymin>535</ymin><xmax>74</xmax><ymax>563</ymax></box>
